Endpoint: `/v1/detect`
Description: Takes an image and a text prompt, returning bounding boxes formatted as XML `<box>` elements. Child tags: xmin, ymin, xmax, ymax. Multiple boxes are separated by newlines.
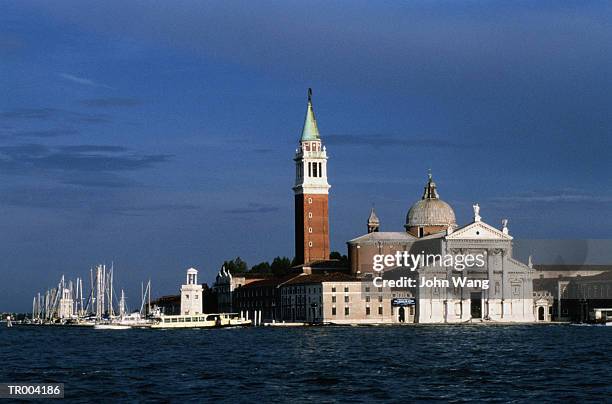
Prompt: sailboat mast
<box><xmin>80</xmin><ymin>278</ymin><xmax>84</xmax><ymax>316</ymax></box>
<box><xmin>148</xmin><ymin>279</ymin><xmax>151</xmax><ymax>316</ymax></box>
<box><xmin>109</xmin><ymin>264</ymin><xmax>114</xmax><ymax>317</ymax></box>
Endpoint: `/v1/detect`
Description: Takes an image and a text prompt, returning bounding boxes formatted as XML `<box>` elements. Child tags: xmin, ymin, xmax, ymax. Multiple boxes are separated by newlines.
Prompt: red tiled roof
<box><xmin>283</xmin><ymin>272</ymin><xmax>359</xmax><ymax>286</ymax></box>
<box><xmin>238</xmin><ymin>274</ymin><xmax>299</xmax><ymax>289</ymax></box>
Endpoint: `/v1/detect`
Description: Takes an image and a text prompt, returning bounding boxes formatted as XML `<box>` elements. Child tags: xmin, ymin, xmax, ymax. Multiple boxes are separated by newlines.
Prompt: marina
<box><xmin>24</xmin><ymin>265</ymin><xmax>253</xmax><ymax>330</ymax></box>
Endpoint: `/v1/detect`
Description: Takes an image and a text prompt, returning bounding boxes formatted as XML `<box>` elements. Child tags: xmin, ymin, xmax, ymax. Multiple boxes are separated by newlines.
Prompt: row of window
<box><xmin>308</xmin><ymin>162</ymin><xmax>323</xmax><ymax>178</ymax></box>
<box><xmin>282</xmin><ymin>295</ymin><xmax>322</xmax><ymax>304</ymax></box>
<box><xmin>303</xmin><ymin>142</ymin><xmax>321</xmax><ymax>152</ymax></box>
<box><xmin>284</xmin><ymin>286</ymin><xmax>321</xmax><ymax>294</ymax></box>
<box><xmin>330</xmin><ymin>306</ymin><xmax>384</xmax><ymax>316</ymax></box>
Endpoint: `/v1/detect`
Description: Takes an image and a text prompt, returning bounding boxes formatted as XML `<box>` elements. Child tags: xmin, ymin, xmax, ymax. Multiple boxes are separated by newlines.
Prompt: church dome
<box><xmin>405</xmin><ymin>173</ymin><xmax>456</xmax><ymax>232</ymax></box>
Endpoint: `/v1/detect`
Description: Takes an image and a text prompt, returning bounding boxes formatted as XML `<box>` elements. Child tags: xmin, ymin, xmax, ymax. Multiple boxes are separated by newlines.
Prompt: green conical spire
<box><xmin>301</xmin><ymin>88</ymin><xmax>321</xmax><ymax>141</ymax></box>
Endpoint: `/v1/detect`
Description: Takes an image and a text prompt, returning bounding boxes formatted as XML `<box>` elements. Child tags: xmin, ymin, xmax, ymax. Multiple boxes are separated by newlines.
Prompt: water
<box><xmin>1</xmin><ymin>324</ymin><xmax>611</xmax><ymax>402</ymax></box>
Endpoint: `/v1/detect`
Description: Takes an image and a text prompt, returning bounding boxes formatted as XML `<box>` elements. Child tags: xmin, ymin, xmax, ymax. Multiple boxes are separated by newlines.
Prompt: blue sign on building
<box><xmin>391</xmin><ymin>298</ymin><xmax>415</xmax><ymax>307</ymax></box>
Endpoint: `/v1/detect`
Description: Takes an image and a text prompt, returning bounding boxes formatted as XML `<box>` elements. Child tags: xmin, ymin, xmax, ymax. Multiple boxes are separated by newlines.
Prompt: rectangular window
<box><xmin>344</xmin><ymin>296</ymin><xmax>349</xmax><ymax>303</ymax></box>
<box><xmin>378</xmin><ymin>306</ymin><xmax>383</xmax><ymax>315</ymax></box>
<box><xmin>313</xmin><ymin>163</ymin><xmax>318</xmax><ymax>177</ymax></box>
<box><xmin>345</xmin><ymin>307</ymin><xmax>350</xmax><ymax>316</ymax></box>
<box><xmin>308</xmin><ymin>162</ymin><xmax>312</xmax><ymax>177</ymax></box>
<box><xmin>366</xmin><ymin>307</ymin><xmax>371</xmax><ymax>315</ymax></box>
<box><xmin>332</xmin><ymin>307</ymin><xmax>336</xmax><ymax>316</ymax></box>
<box><xmin>332</xmin><ymin>287</ymin><xmax>336</xmax><ymax>293</ymax></box>
<box><xmin>318</xmin><ymin>162</ymin><xmax>322</xmax><ymax>177</ymax></box>
<box><xmin>332</xmin><ymin>296</ymin><xmax>336</xmax><ymax>303</ymax></box>
<box><xmin>344</xmin><ymin>287</ymin><xmax>349</xmax><ymax>293</ymax></box>
<box><xmin>365</xmin><ymin>287</ymin><xmax>370</xmax><ymax>293</ymax></box>
<box><xmin>365</xmin><ymin>296</ymin><xmax>370</xmax><ymax>302</ymax></box>
<box><xmin>378</xmin><ymin>295</ymin><xmax>383</xmax><ymax>302</ymax></box>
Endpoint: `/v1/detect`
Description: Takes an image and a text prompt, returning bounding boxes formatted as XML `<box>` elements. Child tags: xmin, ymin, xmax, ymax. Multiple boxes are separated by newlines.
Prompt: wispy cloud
<box><xmin>490</xmin><ymin>190</ymin><xmax>612</xmax><ymax>204</ymax></box>
<box><xmin>9</xmin><ymin>128</ymin><xmax>79</xmax><ymax>138</ymax></box>
<box><xmin>59</xmin><ymin>73</ymin><xmax>112</xmax><ymax>89</ymax></box>
<box><xmin>0</xmin><ymin>185</ymin><xmax>198</xmax><ymax>214</ymax></box>
<box><xmin>223</xmin><ymin>202</ymin><xmax>280</xmax><ymax>214</ymax></box>
<box><xmin>0</xmin><ymin>143</ymin><xmax>170</xmax><ymax>172</ymax></box>
<box><xmin>80</xmin><ymin>97</ymin><xmax>142</xmax><ymax>108</ymax></box>
<box><xmin>0</xmin><ymin>107</ymin><xmax>111</xmax><ymax>124</ymax></box>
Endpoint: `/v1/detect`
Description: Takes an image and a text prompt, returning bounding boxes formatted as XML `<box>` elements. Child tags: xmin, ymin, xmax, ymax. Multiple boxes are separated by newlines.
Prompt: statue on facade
<box><xmin>473</xmin><ymin>203</ymin><xmax>481</xmax><ymax>222</ymax></box>
<box><xmin>502</xmin><ymin>218</ymin><xmax>509</xmax><ymax>234</ymax></box>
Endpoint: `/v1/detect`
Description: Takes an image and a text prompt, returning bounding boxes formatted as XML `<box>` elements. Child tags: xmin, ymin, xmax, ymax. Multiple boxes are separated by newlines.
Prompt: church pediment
<box><xmin>445</xmin><ymin>221</ymin><xmax>512</xmax><ymax>241</ymax></box>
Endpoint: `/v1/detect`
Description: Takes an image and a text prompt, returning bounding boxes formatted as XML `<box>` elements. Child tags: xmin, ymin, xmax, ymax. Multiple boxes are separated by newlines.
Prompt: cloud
<box><xmin>59</xmin><ymin>73</ymin><xmax>112</xmax><ymax>89</ymax></box>
<box><xmin>490</xmin><ymin>190</ymin><xmax>612</xmax><ymax>204</ymax></box>
<box><xmin>10</xmin><ymin>128</ymin><xmax>79</xmax><ymax>138</ymax></box>
<box><xmin>107</xmin><ymin>203</ymin><xmax>200</xmax><ymax>216</ymax></box>
<box><xmin>0</xmin><ymin>107</ymin><xmax>111</xmax><ymax>124</ymax></box>
<box><xmin>58</xmin><ymin>145</ymin><xmax>127</xmax><ymax>153</ymax></box>
<box><xmin>0</xmin><ymin>185</ymin><xmax>198</xmax><ymax>214</ymax></box>
<box><xmin>325</xmin><ymin>134</ymin><xmax>475</xmax><ymax>149</ymax></box>
<box><xmin>60</xmin><ymin>172</ymin><xmax>137</xmax><ymax>188</ymax></box>
<box><xmin>223</xmin><ymin>202</ymin><xmax>280</xmax><ymax>214</ymax></box>
<box><xmin>0</xmin><ymin>143</ymin><xmax>172</xmax><ymax>184</ymax></box>
<box><xmin>80</xmin><ymin>97</ymin><xmax>142</xmax><ymax>108</ymax></box>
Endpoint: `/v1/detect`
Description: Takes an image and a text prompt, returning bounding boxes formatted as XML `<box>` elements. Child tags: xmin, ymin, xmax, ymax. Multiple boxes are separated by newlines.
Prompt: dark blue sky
<box><xmin>1</xmin><ymin>1</ymin><xmax>611</xmax><ymax>311</ymax></box>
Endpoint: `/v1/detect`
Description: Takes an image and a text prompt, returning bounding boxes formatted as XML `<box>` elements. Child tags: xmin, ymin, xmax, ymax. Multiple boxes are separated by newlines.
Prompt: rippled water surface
<box><xmin>1</xmin><ymin>324</ymin><xmax>611</xmax><ymax>402</ymax></box>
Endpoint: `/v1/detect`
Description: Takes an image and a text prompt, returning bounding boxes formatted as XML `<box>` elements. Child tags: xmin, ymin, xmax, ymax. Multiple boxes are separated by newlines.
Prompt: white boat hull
<box><xmin>94</xmin><ymin>324</ymin><xmax>131</xmax><ymax>330</ymax></box>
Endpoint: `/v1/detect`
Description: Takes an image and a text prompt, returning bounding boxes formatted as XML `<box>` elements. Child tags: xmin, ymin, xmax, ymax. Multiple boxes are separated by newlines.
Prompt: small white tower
<box><xmin>58</xmin><ymin>288</ymin><xmax>73</xmax><ymax>319</ymax></box>
<box><xmin>180</xmin><ymin>268</ymin><xmax>203</xmax><ymax>315</ymax></box>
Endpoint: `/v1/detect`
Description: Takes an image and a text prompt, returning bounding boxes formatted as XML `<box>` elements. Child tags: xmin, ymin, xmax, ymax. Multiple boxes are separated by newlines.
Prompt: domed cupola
<box><xmin>405</xmin><ymin>171</ymin><xmax>456</xmax><ymax>237</ymax></box>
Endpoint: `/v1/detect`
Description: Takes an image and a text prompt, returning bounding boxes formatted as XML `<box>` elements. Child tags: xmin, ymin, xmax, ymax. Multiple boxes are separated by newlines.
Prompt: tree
<box><xmin>223</xmin><ymin>257</ymin><xmax>248</xmax><ymax>274</ymax></box>
<box><xmin>271</xmin><ymin>256</ymin><xmax>292</xmax><ymax>277</ymax></box>
<box><xmin>330</xmin><ymin>251</ymin><xmax>349</xmax><ymax>267</ymax></box>
<box><xmin>250</xmin><ymin>261</ymin><xmax>271</xmax><ymax>274</ymax></box>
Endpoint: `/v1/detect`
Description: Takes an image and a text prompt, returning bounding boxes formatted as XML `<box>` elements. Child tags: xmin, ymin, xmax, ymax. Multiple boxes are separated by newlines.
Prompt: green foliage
<box><xmin>330</xmin><ymin>251</ymin><xmax>349</xmax><ymax>266</ymax></box>
<box><xmin>223</xmin><ymin>257</ymin><xmax>248</xmax><ymax>274</ymax></box>
<box><xmin>271</xmin><ymin>256</ymin><xmax>292</xmax><ymax>277</ymax></box>
<box><xmin>249</xmin><ymin>261</ymin><xmax>271</xmax><ymax>274</ymax></box>
<box><xmin>224</xmin><ymin>256</ymin><xmax>298</xmax><ymax>277</ymax></box>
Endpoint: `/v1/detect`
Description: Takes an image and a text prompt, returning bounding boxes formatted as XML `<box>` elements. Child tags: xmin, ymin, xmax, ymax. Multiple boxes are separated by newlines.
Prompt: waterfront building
<box><xmin>213</xmin><ymin>267</ymin><xmax>267</xmax><ymax>313</ymax></box>
<box><xmin>221</xmin><ymin>90</ymin><xmax>539</xmax><ymax>324</ymax></box>
<box><xmin>180</xmin><ymin>268</ymin><xmax>203</xmax><ymax>315</ymax></box>
<box><xmin>533</xmin><ymin>267</ymin><xmax>612</xmax><ymax>322</ymax></box>
<box><xmin>233</xmin><ymin>276</ymin><xmax>295</xmax><ymax>322</ymax></box>
<box><xmin>348</xmin><ymin>174</ymin><xmax>536</xmax><ymax>323</ymax></box>
<box><xmin>279</xmin><ymin>272</ymin><xmax>414</xmax><ymax>324</ymax></box>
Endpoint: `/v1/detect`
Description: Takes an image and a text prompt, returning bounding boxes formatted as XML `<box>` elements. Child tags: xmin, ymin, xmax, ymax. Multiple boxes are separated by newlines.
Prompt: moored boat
<box><xmin>150</xmin><ymin>313</ymin><xmax>251</xmax><ymax>329</ymax></box>
<box><xmin>93</xmin><ymin>323</ymin><xmax>132</xmax><ymax>330</ymax></box>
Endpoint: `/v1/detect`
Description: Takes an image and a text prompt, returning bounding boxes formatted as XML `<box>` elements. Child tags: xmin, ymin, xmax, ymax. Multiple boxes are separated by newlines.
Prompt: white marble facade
<box><xmin>416</xmin><ymin>218</ymin><xmax>536</xmax><ymax>323</ymax></box>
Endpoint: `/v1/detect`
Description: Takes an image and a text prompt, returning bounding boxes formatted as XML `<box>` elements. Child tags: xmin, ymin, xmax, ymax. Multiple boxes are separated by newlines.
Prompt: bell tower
<box><xmin>293</xmin><ymin>89</ymin><xmax>331</xmax><ymax>265</ymax></box>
